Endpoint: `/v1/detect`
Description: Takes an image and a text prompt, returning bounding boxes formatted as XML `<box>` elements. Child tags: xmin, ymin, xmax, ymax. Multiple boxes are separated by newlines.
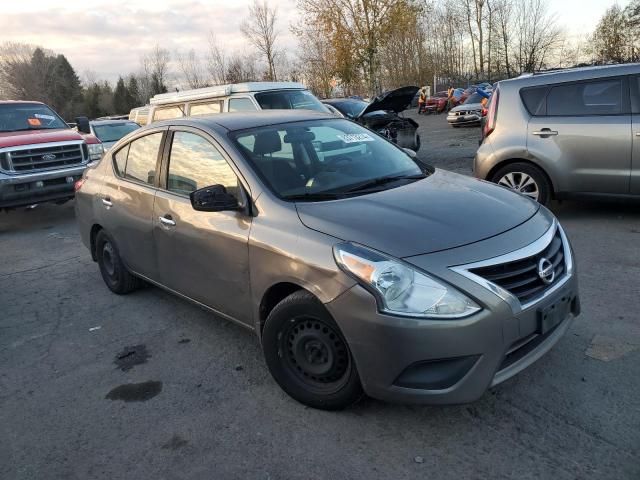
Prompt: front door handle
<box><xmin>532</xmin><ymin>129</ymin><xmax>558</xmax><ymax>137</ymax></box>
<box><xmin>102</xmin><ymin>198</ymin><xmax>113</xmax><ymax>208</ymax></box>
<box><xmin>159</xmin><ymin>215</ymin><xmax>176</xmax><ymax>227</ymax></box>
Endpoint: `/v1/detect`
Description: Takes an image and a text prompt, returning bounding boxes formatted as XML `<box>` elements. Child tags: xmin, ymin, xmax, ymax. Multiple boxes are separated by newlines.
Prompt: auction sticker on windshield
<box><xmin>338</xmin><ymin>133</ymin><xmax>375</xmax><ymax>143</ymax></box>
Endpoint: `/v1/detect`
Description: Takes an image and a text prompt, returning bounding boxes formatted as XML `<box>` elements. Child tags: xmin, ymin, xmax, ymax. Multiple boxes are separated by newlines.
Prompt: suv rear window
<box><xmin>547</xmin><ymin>79</ymin><xmax>622</xmax><ymax>116</ymax></box>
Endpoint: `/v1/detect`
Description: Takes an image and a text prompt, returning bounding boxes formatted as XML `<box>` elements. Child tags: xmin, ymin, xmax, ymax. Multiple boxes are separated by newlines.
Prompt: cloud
<box><xmin>3</xmin><ymin>0</ymin><xmax>299</xmax><ymax>83</ymax></box>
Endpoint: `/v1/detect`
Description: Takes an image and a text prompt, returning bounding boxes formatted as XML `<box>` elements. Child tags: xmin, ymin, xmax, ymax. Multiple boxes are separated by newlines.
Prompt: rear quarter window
<box><xmin>520</xmin><ymin>86</ymin><xmax>549</xmax><ymax>116</ymax></box>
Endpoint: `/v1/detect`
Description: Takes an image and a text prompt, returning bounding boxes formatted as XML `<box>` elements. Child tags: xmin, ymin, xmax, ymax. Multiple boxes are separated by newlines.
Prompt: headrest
<box><xmin>253</xmin><ymin>130</ymin><xmax>282</xmax><ymax>155</ymax></box>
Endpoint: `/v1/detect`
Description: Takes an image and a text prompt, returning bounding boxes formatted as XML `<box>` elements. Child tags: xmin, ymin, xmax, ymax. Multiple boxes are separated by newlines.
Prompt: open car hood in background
<box><xmin>358</xmin><ymin>86</ymin><xmax>419</xmax><ymax>117</ymax></box>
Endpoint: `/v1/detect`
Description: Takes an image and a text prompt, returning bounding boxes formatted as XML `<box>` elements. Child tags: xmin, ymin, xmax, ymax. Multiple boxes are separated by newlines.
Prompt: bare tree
<box><xmin>176</xmin><ymin>49</ymin><xmax>208</xmax><ymax>89</ymax></box>
<box><xmin>206</xmin><ymin>33</ymin><xmax>228</xmax><ymax>85</ymax></box>
<box><xmin>0</xmin><ymin>42</ymin><xmax>38</xmax><ymax>98</ymax></box>
<box><xmin>513</xmin><ymin>0</ymin><xmax>563</xmax><ymax>73</ymax></box>
<box><xmin>241</xmin><ymin>0</ymin><xmax>279</xmax><ymax>81</ymax></box>
<box><xmin>142</xmin><ymin>45</ymin><xmax>171</xmax><ymax>96</ymax></box>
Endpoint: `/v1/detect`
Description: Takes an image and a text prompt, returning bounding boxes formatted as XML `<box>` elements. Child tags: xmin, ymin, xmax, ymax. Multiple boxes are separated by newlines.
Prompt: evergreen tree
<box><xmin>126</xmin><ymin>75</ymin><xmax>140</xmax><ymax>109</ymax></box>
<box><xmin>150</xmin><ymin>72</ymin><xmax>167</xmax><ymax>96</ymax></box>
<box><xmin>113</xmin><ymin>76</ymin><xmax>128</xmax><ymax>114</ymax></box>
<box><xmin>49</xmin><ymin>54</ymin><xmax>82</xmax><ymax>119</ymax></box>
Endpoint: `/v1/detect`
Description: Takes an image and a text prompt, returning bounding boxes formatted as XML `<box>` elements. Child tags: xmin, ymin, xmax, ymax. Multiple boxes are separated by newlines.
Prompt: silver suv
<box><xmin>475</xmin><ymin>64</ymin><xmax>640</xmax><ymax>204</ymax></box>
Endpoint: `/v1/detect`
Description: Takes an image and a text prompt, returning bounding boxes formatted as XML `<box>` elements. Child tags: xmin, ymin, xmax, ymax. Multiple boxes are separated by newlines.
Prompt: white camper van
<box><xmin>143</xmin><ymin>82</ymin><xmax>327</xmax><ymax>124</ymax></box>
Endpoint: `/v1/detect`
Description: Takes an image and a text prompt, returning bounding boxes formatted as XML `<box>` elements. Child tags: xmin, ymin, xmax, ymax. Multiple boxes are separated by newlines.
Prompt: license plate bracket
<box><xmin>537</xmin><ymin>294</ymin><xmax>572</xmax><ymax>335</ymax></box>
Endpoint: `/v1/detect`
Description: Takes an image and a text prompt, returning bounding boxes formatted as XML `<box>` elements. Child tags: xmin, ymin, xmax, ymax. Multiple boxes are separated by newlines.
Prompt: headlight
<box><xmin>87</xmin><ymin>143</ymin><xmax>104</xmax><ymax>161</ymax></box>
<box><xmin>334</xmin><ymin>243</ymin><xmax>481</xmax><ymax>319</ymax></box>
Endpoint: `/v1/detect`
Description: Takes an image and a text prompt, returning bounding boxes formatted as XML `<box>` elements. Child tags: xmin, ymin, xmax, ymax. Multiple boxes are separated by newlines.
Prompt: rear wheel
<box><xmin>95</xmin><ymin>230</ymin><xmax>142</xmax><ymax>294</ymax></box>
<box><xmin>490</xmin><ymin>162</ymin><xmax>552</xmax><ymax>205</ymax></box>
<box><xmin>262</xmin><ymin>291</ymin><xmax>363</xmax><ymax>410</ymax></box>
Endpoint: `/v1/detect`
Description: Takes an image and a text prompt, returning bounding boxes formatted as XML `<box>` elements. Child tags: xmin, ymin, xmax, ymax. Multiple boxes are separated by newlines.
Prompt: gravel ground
<box><xmin>1</xmin><ymin>112</ymin><xmax>639</xmax><ymax>480</ymax></box>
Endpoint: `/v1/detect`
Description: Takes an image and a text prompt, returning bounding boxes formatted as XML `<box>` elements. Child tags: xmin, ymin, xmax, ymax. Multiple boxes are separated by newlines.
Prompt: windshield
<box><xmin>231</xmin><ymin>119</ymin><xmax>425</xmax><ymax>201</ymax></box>
<box><xmin>330</xmin><ymin>100</ymin><xmax>367</xmax><ymax>118</ymax></box>
<box><xmin>93</xmin><ymin>122</ymin><xmax>139</xmax><ymax>143</ymax></box>
<box><xmin>0</xmin><ymin>103</ymin><xmax>68</xmax><ymax>132</ymax></box>
<box><xmin>255</xmin><ymin>90</ymin><xmax>327</xmax><ymax>112</ymax></box>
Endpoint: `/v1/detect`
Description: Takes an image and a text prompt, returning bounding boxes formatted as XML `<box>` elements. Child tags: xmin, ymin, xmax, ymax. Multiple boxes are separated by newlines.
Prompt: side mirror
<box><xmin>75</xmin><ymin>116</ymin><xmax>91</xmax><ymax>134</ymax></box>
<box><xmin>403</xmin><ymin>147</ymin><xmax>417</xmax><ymax>158</ymax></box>
<box><xmin>190</xmin><ymin>184</ymin><xmax>239</xmax><ymax>212</ymax></box>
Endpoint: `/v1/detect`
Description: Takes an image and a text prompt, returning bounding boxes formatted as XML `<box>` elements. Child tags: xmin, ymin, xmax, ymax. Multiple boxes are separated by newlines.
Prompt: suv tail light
<box><xmin>483</xmin><ymin>88</ymin><xmax>499</xmax><ymax>138</ymax></box>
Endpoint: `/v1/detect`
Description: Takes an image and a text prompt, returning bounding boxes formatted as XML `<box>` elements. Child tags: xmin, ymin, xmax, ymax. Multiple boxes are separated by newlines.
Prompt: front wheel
<box><xmin>490</xmin><ymin>162</ymin><xmax>552</xmax><ymax>205</ymax></box>
<box><xmin>262</xmin><ymin>291</ymin><xmax>363</xmax><ymax>410</ymax></box>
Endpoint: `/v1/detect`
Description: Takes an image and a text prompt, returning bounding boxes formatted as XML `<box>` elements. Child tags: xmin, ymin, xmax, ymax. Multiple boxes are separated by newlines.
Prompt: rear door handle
<box><xmin>102</xmin><ymin>198</ymin><xmax>113</xmax><ymax>208</ymax></box>
<box><xmin>532</xmin><ymin>129</ymin><xmax>558</xmax><ymax>137</ymax></box>
<box><xmin>159</xmin><ymin>215</ymin><xmax>176</xmax><ymax>227</ymax></box>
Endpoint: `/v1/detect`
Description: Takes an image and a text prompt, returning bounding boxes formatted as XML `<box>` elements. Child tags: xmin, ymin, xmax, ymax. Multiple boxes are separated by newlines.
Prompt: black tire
<box><xmin>95</xmin><ymin>230</ymin><xmax>142</xmax><ymax>294</ymax></box>
<box><xmin>410</xmin><ymin>133</ymin><xmax>421</xmax><ymax>152</ymax></box>
<box><xmin>490</xmin><ymin>162</ymin><xmax>552</xmax><ymax>205</ymax></box>
<box><xmin>262</xmin><ymin>290</ymin><xmax>363</xmax><ymax>410</ymax></box>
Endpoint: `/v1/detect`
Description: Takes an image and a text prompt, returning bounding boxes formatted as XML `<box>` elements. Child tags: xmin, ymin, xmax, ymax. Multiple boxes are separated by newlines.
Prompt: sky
<box><xmin>0</xmin><ymin>0</ymin><xmax>632</xmax><ymax>84</ymax></box>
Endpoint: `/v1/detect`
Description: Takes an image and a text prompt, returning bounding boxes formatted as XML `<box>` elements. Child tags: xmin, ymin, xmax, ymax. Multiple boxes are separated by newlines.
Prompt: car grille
<box><xmin>4</xmin><ymin>143</ymin><xmax>85</xmax><ymax>172</ymax></box>
<box><xmin>469</xmin><ymin>229</ymin><xmax>565</xmax><ymax>305</ymax></box>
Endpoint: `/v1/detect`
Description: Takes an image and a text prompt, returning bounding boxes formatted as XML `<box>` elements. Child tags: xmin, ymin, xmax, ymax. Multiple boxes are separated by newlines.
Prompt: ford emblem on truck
<box><xmin>42</xmin><ymin>153</ymin><xmax>57</xmax><ymax>161</ymax></box>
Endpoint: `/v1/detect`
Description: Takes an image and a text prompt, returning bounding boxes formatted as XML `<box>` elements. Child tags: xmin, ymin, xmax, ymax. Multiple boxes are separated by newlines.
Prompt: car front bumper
<box><xmin>326</xmin><ymin>275</ymin><xmax>579</xmax><ymax>405</ymax></box>
<box><xmin>447</xmin><ymin>113</ymin><xmax>482</xmax><ymax>125</ymax></box>
<box><xmin>325</xmin><ymin>216</ymin><xmax>580</xmax><ymax>405</ymax></box>
<box><xmin>0</xmin><ymin>165</ymin><xmax>86</xmax><ymax>208</ymax></box>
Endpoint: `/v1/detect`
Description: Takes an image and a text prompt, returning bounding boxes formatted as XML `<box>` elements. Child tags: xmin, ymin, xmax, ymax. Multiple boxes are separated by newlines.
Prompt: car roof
<box><xmin>150</xmin><ymin>82</ymin><xmax>307</xmax><ymax>106</ymax></box>
<box><xmin>0</xmin><ymin>100</ymin><xmax>44</xmax><ymax>105</ymax></box>
<box><xmin>323</xmin><ymin>98</ymin><xmax>366</xmax><ymax>104</ymax></box>
<box><xmin>501</xmin><ymin>63</ymin><xmax>640</xmax><ymax>88</ymax></box>
<box><xmin>90</xmin><ymin>119</ymin><xmax>138</xmax><ymax>125</ymax></box>
<box><xmin>152</xmin><ymin>110</ymin><xmax>336</xmax><ymax>133</ymax></box>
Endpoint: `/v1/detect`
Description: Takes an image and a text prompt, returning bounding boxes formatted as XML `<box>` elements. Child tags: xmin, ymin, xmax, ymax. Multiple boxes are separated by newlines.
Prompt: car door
<box><xmin>629</xmin><ymin>75</ymin><xmax>640</xmax><ymax>194</ymax></box>
<box><xmin>527</xmin><ymin>77</ymin><xmax>631</xmax><ymax>194</ymax></box>
<box><xmin>99</xmin><ymin>128</ymin><xmax>166</xmax><ymax>280</ymax></box>
<box><xmin>152</xmin><ymin>127</ymin><xmax>253</xmax><ymax>325</ymax></box>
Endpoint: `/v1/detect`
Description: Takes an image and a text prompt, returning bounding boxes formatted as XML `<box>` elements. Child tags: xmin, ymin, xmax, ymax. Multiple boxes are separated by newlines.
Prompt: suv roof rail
<box><xmin>149</xmin><ymin>82</ymin><xmax>306</xmax><ymax>106</ymax></box>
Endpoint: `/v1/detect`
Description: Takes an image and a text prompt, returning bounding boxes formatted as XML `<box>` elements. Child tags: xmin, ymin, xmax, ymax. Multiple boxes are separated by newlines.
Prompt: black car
<box><xmin>322</xmin><ymin>86</ymin><xmax>420</xmax><ymax>151</ymax></box>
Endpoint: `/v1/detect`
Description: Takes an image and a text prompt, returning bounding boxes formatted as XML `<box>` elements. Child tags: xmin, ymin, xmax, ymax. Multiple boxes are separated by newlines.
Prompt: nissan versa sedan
<box><xmin>75</xmin><ymin>110</ymin><xmax>580</xmax><ymax>410</ymax></box>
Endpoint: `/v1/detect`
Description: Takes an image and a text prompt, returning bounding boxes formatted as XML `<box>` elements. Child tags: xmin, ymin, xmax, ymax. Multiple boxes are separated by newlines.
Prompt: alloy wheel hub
<box><xmin>498</xmin><ymin>172</ymin><xmax>539</xmax><ymax>200</ymax></box>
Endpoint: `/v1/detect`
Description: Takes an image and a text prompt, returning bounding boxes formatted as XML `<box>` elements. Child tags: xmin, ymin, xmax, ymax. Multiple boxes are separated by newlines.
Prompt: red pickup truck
<box><xmin>0</xmin><ymin>100</ymin><xmax>103</xmax><ymax>210</ymax></box>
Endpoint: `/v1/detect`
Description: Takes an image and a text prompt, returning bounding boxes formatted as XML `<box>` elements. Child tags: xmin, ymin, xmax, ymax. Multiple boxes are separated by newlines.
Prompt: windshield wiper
<box><xmin>342</xmin><ymin>173</ymin><xmax>426</xmax><ymax>193</ymax></box>
<box><xmin>283</xmin><ymin>192</ymin><xmax>347</xmax><ymax>201</ymax></box>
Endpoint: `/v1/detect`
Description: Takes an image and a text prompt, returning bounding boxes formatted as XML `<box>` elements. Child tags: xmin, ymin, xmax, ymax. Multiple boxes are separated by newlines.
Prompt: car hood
<box><xmin>358</xmin><ymin>86</ymin><xmax>419</xmax><ymax>117</ymax></box>
<box><xmin>450</xmin><ymin>103</ymin><xmax>483</xmax><ymax>113</ymax></box>
<box><xmin>0</xmin><ymin>128</ymin><xmax>84</xmax><ymax>149</ymax></box>
<box><xmin>296</xmin><ymin>169</ymin><xmax>539</xmax><ymax>258</ymax></box>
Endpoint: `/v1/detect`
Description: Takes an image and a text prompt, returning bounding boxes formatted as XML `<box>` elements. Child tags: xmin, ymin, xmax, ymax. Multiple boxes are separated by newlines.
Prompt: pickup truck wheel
<box><xmin>262</xmin><ymin>291</ymin><xmax>363</xmax><ymax>410</ymax></box>
<box><xmin>95</xmin><ymin>230</ymin><xmax>142</xmax><ymax>294</ymax></box>
<box><xmin>491</xmin><ymin>162</ymin><xmax>551</xmax><ymax>205</ymax></box>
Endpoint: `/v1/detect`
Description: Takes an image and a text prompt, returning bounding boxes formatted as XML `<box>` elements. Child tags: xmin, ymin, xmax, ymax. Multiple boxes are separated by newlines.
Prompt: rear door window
<box><xmin>121</xmin><ymin>133</ymin><xmax>163</xmax><ymax>185</ymax></box>
<box><xmin>547</xmin><ymin>79</ymin><xmax>622</xmax><ymax>116</ymax></box>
